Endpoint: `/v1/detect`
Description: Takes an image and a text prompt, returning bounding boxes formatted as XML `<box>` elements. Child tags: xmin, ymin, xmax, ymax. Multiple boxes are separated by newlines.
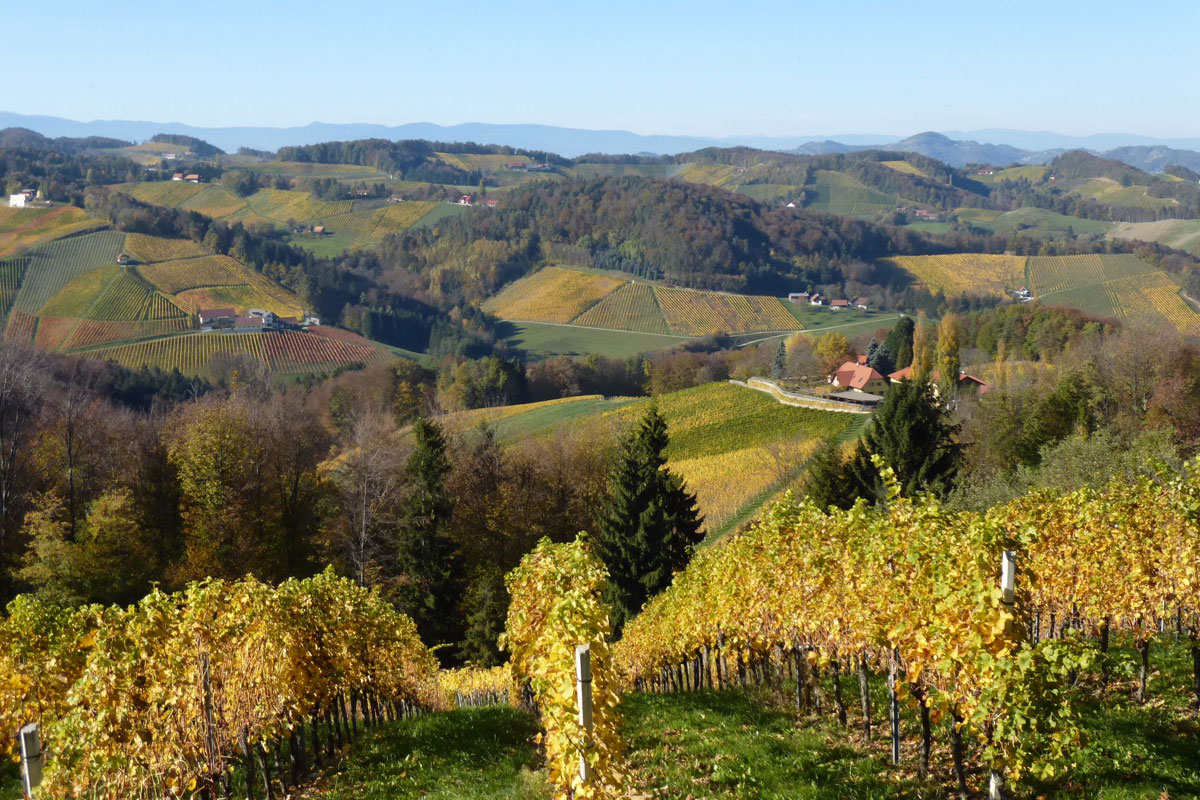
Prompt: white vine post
<box><xmin>990</xmin><ymin>550</ymin><xmax>1017</xmax><ymax>800</ymax></box>
<box><xmin>19</xmin><ymin>722</ymin><xmax>42</xmax><ymax>797</ymax></box>
<box><xmin>575</xmin><ymin>644</ymin><xmax>594</xmax><ymax>784</ymax></box>
<box><xmin>1001</xmin><ymin>550</ymin><xmax>1016</xmax><ymax>606</ymax></box>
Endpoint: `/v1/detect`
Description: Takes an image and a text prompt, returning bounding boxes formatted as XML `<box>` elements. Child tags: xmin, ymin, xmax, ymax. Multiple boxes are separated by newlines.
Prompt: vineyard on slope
<box><xmin>502</xmin><ymin>536</ymin><xmax>625</xmax><ymax>799</ymax></box>
<box><xmin>0</xmin><ymin>570</ymin><xmax>439</xmax><ymax>798</ymax></box>
<box><xmin>613</xmin><ymin>460</ymin><xmax>1200</xmax><ymax>793</ymax></box>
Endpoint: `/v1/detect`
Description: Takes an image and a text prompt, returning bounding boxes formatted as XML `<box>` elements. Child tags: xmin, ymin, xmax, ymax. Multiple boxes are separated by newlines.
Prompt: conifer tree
<box><xmin>845</xmin><ymin>378</ymin><xmax>961</xmax><ymax>503</ymax></box>
<box><xmin>885</xmin><ymin>316</ymin><xmax>915</xmax><ymax>370</ymax></box>
<box><xmin>803</xmin><ymin>440</ymin><xmax>858</xmax><ymax>510</ymax></box>
<box><xmin>394</xmin><ymin>417</ymin><xmax>463</xmax><ymax>659</ymax></box>
<box><xmin>772</xmin><ymin>340</ymin><xmax>786</xmax><ymax>380</ymax></box>
<box><xmin>596</xmin><ymin>406</ymin><xmax>704</xmax><ymax>635</ymax></box>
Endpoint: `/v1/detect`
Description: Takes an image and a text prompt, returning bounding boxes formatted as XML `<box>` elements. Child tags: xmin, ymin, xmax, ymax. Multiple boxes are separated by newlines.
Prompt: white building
<box><xmin>8</xmin><ymin>194</ymin><xmax>25</xmax><ymax>208</ymax></box>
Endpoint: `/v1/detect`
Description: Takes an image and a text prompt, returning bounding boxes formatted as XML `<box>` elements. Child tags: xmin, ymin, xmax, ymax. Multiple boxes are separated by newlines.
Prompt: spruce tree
<box><xmin>845</xmin><ymin>378</ymin><xmax>961</xmax><ymax>503</ymax></box>
<box><xmin>884</xmin><ymin>317</ymin><xmax>915</xmax><ymax>370</ymax></box>
<box><xmin>772</xmin><ymin>340</ymin><xmax>786</xmax><ymax>380</ymax></box>
<box><xmin>803</xmin><ymin>440</ymin><xmax>858</xmax><ymax>510</ymax></box>
<box><xmin>596</xmin><ymin>406</ymin><xmax>704</xmax><ymax>635</ymax></box>
<box><xmin>394</xmin><ymin>417</ymin><xmax>463</xmax><ymax>660</ymax></box>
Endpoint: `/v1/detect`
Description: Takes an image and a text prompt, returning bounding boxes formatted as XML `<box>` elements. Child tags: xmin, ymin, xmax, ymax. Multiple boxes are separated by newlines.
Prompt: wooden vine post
<box><xmin>575</xmin><ymin>644</ymin><xmax>594</xmax><ymax>785</ymax></box>
<box><xmin>19</xmin><ymin>722</ymin><xmax>42</xmax><ymax>797</ymax></box>
<box><xmin>990</xmin><ymin>550</ymin><xmax>1017</xmax><ymax>800</ymax></box>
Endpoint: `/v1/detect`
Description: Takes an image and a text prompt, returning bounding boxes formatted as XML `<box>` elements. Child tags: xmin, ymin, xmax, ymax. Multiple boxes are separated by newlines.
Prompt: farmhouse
<box><xmin>233</xmin><ymin>315</ymin><xmax>264</xmax><ymax>330</ymax></box>
<box><xmin>8</xmin><ymin>194</ymin><xmax>25</xmax><ymax>208</ymax></box>
<box><xmin>116</xmin><ymin>252</ymin><xmax>132</xmax><ymax>265</ymax></box>
<box><xmin>197</xmin><ymin>308</ymin><xmax>236</xmax><ymax>328</ymax></box>
<box><xmin>184</xmin><ymin>174</ymin><xmax>202</xmax><ymax>183</ymax></box>
<box><xmin>913</xmin><ymin>209</ymin><xmax>940</xmax><ymax>221</ymax></box>
<box><xmin>854</xmin><ymin>297</ymin><xmax>870</xmax><ymax>310</ymax></box>
<box><xmin>458</xmin><ymin>195</ymin><xmax>474</xmax><ymax>205</ymax></box>
<box><xmin>831</xmin><ymin>362</ymin><xmax>890</xmax><ymax>394</ymax></box>
<box><xmin>478</xmin><ymin>198</ymin><xmax>499</xmax><ymax>208</ymax></box>
<box><xmin>888</xmin><ymin>366</ymin><xmax>992</xmax><ymax>396</ymax></box>
<box><xmin>809</xmin><ymin>294</ymin><xmax>824</xmax><ymax>306</ymax></box>
<box><xmin>171</xmin><ymin>173</ymin><xmax>184</xmax><ymax>181</ymax></box>
<box><xmin>830</xmin><ymin>299</ymin><xmax>850</xmax><ymax>311</ymax></box>
<box><xmin>788</xmin><ymin>292</ymin><xmax>810</xmax><ymax>303</ymax></box>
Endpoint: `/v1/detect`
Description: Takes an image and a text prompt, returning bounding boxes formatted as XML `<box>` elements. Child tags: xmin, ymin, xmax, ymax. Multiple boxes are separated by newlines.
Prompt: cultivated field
<box><xmin>123</xmin><ymin>232</ymin><xmax>210</xmax><ymax>262</ymax></box>
<box><xmin>137</xmin><ymin>255</ymin><xmax>244</xmax><ymax>294</ymax></box>
<box><xmin>11</xmin><ymin>230</ymin><xmax>126</xmax><ymax>314</ymax></box>
<box><xmin>0</xmin><ymin>206</ymin><xmax>107</xmax><ymax>256</ymax></box>
<box><xmin>573</xmin><ymin>282</ymin><xmax>669</xmax><ymax>333</ymax></box>
<box><xmin>654</xmin><ymin>287</ymin><xmax>802</xmax><ymax>335</ymax></box>
<box><xmin>61</xmin><ymin>318</ymin><xmax>193</xmax><ymax>350</ymax></box>
<box><xmin>450</xmin><ymin>382</ymin><xmax>853</xmax><ymax>534</ymax></box>
<box><xmin>880</xmin><ymin>160</ymin><xmax>926</xmax><ymax>177</ymax></box>
<box><xmin>1027</xmin><ymin>253</ymin><xmax>1200</xmax><ymax>333</ymax></box>
<box><xmin>82</xmin><ymin>329</ymin><xmax>389</xmax><ymax>376</ymax></box>
<box><xmin>883</xmin><ymin>253</ymin><xmax>1028</xmax><ymax>299</ymax></box>
<box><xmin>486</xmin><ymin>267</ymin><xmax>804</xmax><ymax>337</ymax></box>
<box><xmin>0</xmin><ymin>256</ymin><xmax>29</xmax><ymax>324</ymax></box>
<box><xmin>1110</xmin><ymin>219</ymin><xmax>1200</xmax><ymax>256</ymax></box>
<box><xmin>482</xmin><ymin>266</ymin><xmax>624</xmax><ymax>323</ymax></box>
<box><xmin>1072</xmin><ymin>178</ymin><xmax>1177</xmax><ymax>211</ymax></box>
<box><xmin>806</xmin><ymin>170</ymin><xmax>895</xmax><ymax>216</ymax></box>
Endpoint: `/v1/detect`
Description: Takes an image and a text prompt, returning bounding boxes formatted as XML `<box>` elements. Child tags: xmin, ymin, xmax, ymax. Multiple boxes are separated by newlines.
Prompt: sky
<box><xmin>5</xmin><ymin>0</ymin><xmax>1198</xmax><ymax>138</ymax></box>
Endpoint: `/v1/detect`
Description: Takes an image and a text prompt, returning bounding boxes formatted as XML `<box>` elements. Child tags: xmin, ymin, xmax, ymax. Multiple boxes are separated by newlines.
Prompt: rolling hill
<box><xmin>482</xmin><ymin>266</ymin><xmax>806</xmax><ymax>337</ymax></box>
<box><xmin>119</xmin><ymin>181</ymin><xmax>462</xmax><ymax>255</ymax></box>
<box><xmin>440</xmin><ymin>381</ymin><xmax>861</xmax><ymax>538</ymax></box>
<box><xmin>0</xmin><ymin>221</ymin><xmax>396</xmax><ymax>378</ymax></box>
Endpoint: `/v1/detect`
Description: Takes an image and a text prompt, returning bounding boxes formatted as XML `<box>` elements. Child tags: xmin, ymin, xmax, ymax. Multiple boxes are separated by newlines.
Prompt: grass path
<box><xmin>304</xmin><ymin>706</ymin><xmax>549</xmax><ymax>800</ymax></box>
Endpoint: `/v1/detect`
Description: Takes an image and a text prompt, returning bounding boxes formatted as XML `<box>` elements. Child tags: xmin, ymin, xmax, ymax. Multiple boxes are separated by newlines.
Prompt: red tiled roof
<box><xmin>833</xmin><ymin>361</ymin><xmax>887</xmax><ymax>390</ymax></box>
<box><xmin>831</xmin><ymin>299</ymin><xmax>850</xmax><ymax>307</ymax></box>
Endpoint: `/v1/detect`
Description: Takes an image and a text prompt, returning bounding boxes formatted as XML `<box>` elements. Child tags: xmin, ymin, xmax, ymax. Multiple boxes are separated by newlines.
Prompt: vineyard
<box><xmin>88</xmin><ymin>269</ymin><xmax>161</xmax><ymax>320</ymax></box>
<box><xmin>482</xmin><ymin>267</ymin><xmax>625</xmax><ymax>323</ymax></box>
<box><xmin>879</xmin><ymin>160</ymin><xmax>927</xmax><ymax>177</ymax></box>
<box><xmin>450</xmin><ymin>382</ymin><xmax>853</xmax><ymax>534</ymax></box>
<box><xmin>179</xmin><ymin>184</ymin><xmax>251</xmax><ymax>218</ymax></box>
<box><xmin>60</xmin><ymin>317</ymin><xmax>193</xmax><ymax>349</ymax></box>
<box><xmin>123</xmin><ymin>232</ymin><xmax>210</xmax><ymax>262</ymax></box>
<box><xmin>4</xmin><ymin>310</ymin><xmax>36</xmax><ymax>346</ymax></box>
<box><xmin>80</xmin><ymin>329</ymin><xmax>388</xmax><ymax>375</ymax></box>
<box><xmin>0</xmin><ymin>205</ymin><xmax>107</xmax><ymax>257</ymax></box>
<box><xmin>1026</xmin><ymin>254</ymin><xmax>1200</xmax><ymax>331</ymax></box>
<box><xmin>122</xmin><ymin>180</ymin><xmax>208</xmax><ymax>208</ymax></box>
<box><xmin>653</xmin><ymin>286</ymin><xmax>801</xmax><ymax>335</ymax></box>
<box><xmin>484</xmin><ymin>268</ymin><xmax>807</xmax><ymax>338</ymax></box>
<box><xmin>883</xmin><ymin>253</ymin><xmax>1028</xmax><ymax>299</ymax></box>
<box><xmin>138</xmin><ymin>255</ymin><xmax>244</xmax><ymax>293</ymax></box>
<box><xmin>32</xmin><ymin>316</ymin><xmax>77</xmax><ymax>350</ymax></box>
<box><xmin>11</xmin><ymin>230</ymin><xmax>126</xmax><ymax>315</ymax></box>
<box><xmin>806</xmin><ymin>171</ymin><xmax>896</xmax><ymax>217</ymax></box>
<box><xmin>0</xmin><ymin>570</ymin><xmax>439</xmax><ymax>797</ymax></box>
<box><xmin>0</xmin><ymin>255</ymin><xmax>29</xmax><ymax>324</ymax></box>
<box><xmin>613</xmin><ymin>461</ymin><xmax>1200</xmax><ymax>795</ymax></box>
<box><xmin>573</xmin><ymin>283</ymin><xmax>669</xmax><ymax>333</ymax></box>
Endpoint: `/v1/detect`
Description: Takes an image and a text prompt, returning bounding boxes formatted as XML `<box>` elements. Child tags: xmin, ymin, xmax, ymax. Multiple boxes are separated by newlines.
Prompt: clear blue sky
<box><xmin>7</xmin><ymin>0</ymin><xmax>1197</xmax><ymax>137</ymax></box>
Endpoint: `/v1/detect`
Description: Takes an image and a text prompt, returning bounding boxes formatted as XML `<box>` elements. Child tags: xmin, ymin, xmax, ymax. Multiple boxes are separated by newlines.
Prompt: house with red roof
<box><xmin>831</xmin><ymin>361</ymin><xmax>890</xmax><ymax>394</ymax></box>
<box><xmin>888</xmin><ymin>366</ymin><xmax>992</xmax><ymax>396</ymax></box>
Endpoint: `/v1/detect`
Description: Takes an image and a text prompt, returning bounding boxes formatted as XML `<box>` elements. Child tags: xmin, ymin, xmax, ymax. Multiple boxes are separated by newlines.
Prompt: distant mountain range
<box><xmin>4</xmin><ymin>112</ymin><xmax>1200</xmax><ymax>173</ymax></box>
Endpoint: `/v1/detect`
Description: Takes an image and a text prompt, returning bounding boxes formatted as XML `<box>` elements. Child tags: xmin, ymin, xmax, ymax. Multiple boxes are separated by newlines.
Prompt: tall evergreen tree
<box><xmin>394</xmin><ymin>417</ymin><xmax>463</xmax><ymax>660</ymax></box>
<box><xmin>596</xmin><ymin>406</ymin><xmax>704</xmax><ymax>635</ymax></box>
<box><xmin>845</xmin><ymin>378</ymin><xmax>961</xmax><ymax>503</ymax></box>
<box><xmin>867</xmin><ymin>340</ymin><xmax>895</xmax><ymax>376</ymax></box>
<box><xmin>885</xmin><ymin>316</ymin><xmax>915</xmax><ymax>370</ymax></box>
<box><xmin>803</xmin><ymin>440</ymin><xmax>859</xmax><ymax>510</ymax></box>
<box><xmin>772</xmin><ymin>340</ymin><xmax>786</xmax><ymax>380</ymax></box>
